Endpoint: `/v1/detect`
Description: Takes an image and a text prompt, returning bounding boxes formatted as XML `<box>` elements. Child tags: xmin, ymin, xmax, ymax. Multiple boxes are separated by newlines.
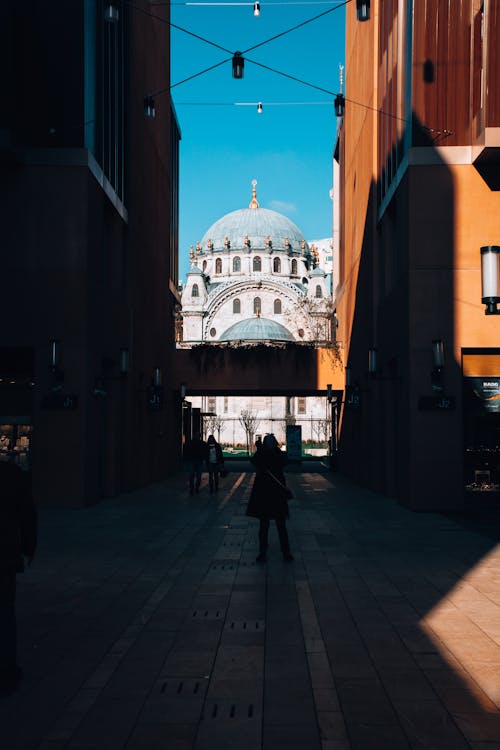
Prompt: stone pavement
<box><xmin>1</xmin><ymin>462</ymin><xmax>500</xmax><ymax>750</ymax></box>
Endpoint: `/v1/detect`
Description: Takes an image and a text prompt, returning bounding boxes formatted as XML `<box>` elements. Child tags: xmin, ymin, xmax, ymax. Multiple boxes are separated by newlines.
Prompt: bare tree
<box><xmin>312</xmin><ymin>418</ymin><xmax>330</xmax><ymax>445</ymax></box>
<box><xmin>239</xmin><ymin>409</ymin><xmax>260</xmax><ymax>455</ymax></box>
<box><xmin>204</xmin><ymin>414</ymin><xmax>218</xmax><ymax>439</ymax></box>
<box><xmin>213</xmin><ymin>415</ymin><xmax>224</xmax><ymax>442</ymax></box>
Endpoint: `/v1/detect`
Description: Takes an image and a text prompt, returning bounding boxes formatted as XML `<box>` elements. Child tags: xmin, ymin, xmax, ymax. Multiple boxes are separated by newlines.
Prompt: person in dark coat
<box><xmin>185</xmin><ymin>432</ymin><xmax>208</xmax><ymax>494</ymax></box>
<box><xmin>246</xmin><ymin>434</ymin><xmax>293</xmax><ymax>562</ymax></box>
<box><xmin>0</xmin><ymin>456</ymin><xmax>37</xmax><ymax>696</ymax></box>
<box><xmin>206</xmin><ymin>435</ymin><xmax>224</xmax><ymax>493</ymax></box>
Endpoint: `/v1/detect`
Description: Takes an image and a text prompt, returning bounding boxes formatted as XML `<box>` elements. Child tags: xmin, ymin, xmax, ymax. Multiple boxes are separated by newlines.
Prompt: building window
<box><xmin>253</xmin><ymin>256</ymin><xmax>262</xmax><ymax>272</ymax></box>
<box><xmin>233</xmin><ymin>256</ymin><xmax>241</xmax><ymax>272</ymax></box>
<box><xmin>291</xmin><ymin>259</ymin><xmax>298</xmax><ymax>275</ymax></box>
<box><xmin>215</xmin><ymin>258</ymin><xmax>222</xmax><ymax>274</ymax></box>
<box><xmin>192</xmin><ymin>283</ymin><xmax>199</xmax><ymax>297</ymax></box>
<box><xmin>273</xmin><ymin>257</ymin><xmax>281</xmax><ymax>273</ymax></box>
<box><xmin>202</xmin><ymin>260</ymin><xmax>207</xmax><ymax>271</ymax></box>
<box><xmin>315</xmin><ymin>285</ymin><xmax>323</xmax><ymax>298</ymax></box>
<box><xmin>254</xmin><ymin>297</ymin><xmax>261</xmax><ymax>314</ymax></box>
<box><xmin>286</xmin><ymin>396</ymin><xmax>293</xmax><ymax>415</ymax></box>
<box><xmin>274</xmin><ymin>299</ymin><xmax>282</xmax><ymax>314</ymax></box>
<box><xmin>224</xmin><ymin>396</ymin><xmax>228</xmax><ymax>413</ymax></box>
<box><xmin>297</xmin><ymin>397</ymin><xmax>306</xmax><ymax>414</ymax></box>
<box><xmin>210</xmin><ymin>328</ymin><xmax>216</xmax><ymax>337</ymax></box>
<box><xmin>208</xmin><ymin>396</ymin><xmax>216</xmax><ymax>413</ymax></box>
<box><xmin>233</xmin><ymin>298</ymin><xmax>241</xmax><ymax>313</ymax></box>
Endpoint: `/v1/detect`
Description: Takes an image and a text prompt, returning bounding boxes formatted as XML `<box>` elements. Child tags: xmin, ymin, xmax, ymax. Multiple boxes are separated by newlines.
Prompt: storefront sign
<box><xmin>418</xmin><ymin>395</ymin><xmax>455</xmax><ymax>411</ymax></box>
<box><xmin>42</xmin><ymin>393</ymin><xmax>78</xmax><ymax>410</ymax></box>
<box><xmin>464</xmin><ymin>377</ymin><xmax>500</xmax><ymax>414</ymax></box>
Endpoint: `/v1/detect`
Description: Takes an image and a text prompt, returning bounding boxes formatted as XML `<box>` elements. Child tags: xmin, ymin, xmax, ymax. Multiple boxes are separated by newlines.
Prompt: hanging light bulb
<box><xmin>257</xmin><ymin>102</ymin><xmax>263</xmax><ymax>114</ymax></box>
<box><xmin>144</xmin><ymin>96</ymin><xmax>156</xmax><ymax>118</ymax></box>
<box><xmin>232</xmin><ymin>52</ymin><xmax>244</xmax><ymax>79</ymax></box>
<box><xmin>334</xmin><ymin>93</ymin><xmax>345</xmax><ymax>117</ymax></box>
<box><xmin>253</xmin><ymin>1</ymin><xmax>260</xmax><ymax>16</ymax></box>
<box><xmin>104</xmin><ymin>2</ymin><xmax>119</xmax><ymax>23</ymax></box>
<box><xmin>356</xmin><ymin>0</ymin><xmax>370</xmax><ymax>21</ymax></box>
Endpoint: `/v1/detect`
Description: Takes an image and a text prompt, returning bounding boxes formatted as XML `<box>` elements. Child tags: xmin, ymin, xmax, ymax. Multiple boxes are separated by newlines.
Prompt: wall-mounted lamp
<box><xmin>368</xmin><ymin>348</ymin><xmax>378</xmax><ymax>375</ymax></box>
<box><xmin>180</xmin><ymin>383</ymin><xmax>186</xmax><ymax>400</ymax></box>
<box><xmin>144</xmin><ymin>96</ymin><xmax>156</xmax><ymax>118</ymax></box>
<box><xmin>104</xmin><ymin>2</ymin><xmax>119</xmax><ymax>23</ymax></box>
<box><xmin>431</xmin><ymin>340</ymin><xmax>444</xmax><ymax>391</ymax></box>
<box><xmin>50</xmin><ymin>339</ymin><xmax>61</xmax><ymax>372</ymax></box>
<box><xmin>232</xmin><ymin>52</ymin><xmax>245</xmax><ymax>79</ymax></box>
<box><xmin>257</xmin><ymin>102</ymin><xmax>263</xmax><ymax>114</ymax></box>
<box><xmin>119</xmin><ymin>348</ymin><xmax>129</xmax><ymax>376</ymax></box>
<box><xmin>253</xmin><ymin>1</ymin><xmax>260</xmax><ymax>16</ymax></box>
<box><xmin>356</xmin><ymin>0</ymin><xmax>370</xmax><ymax>21</ymax></box>
<box><xmin>345</xmin><ymin>362</ymin><xmax>351</xmax><ymax>387</ymax></box>
<box><xmin>153</xmin><ymin>367</ymin><xmax>162</xmax><ymax>387</ymax></box>
<box><xmin>480</xmin><ymin>245</ymin><xmax>500</xmax><ymax>315</ymax></box>
<box><xmin>327</xmin><ymin>383</ymin><xmax>333</xmax><ymax>402</ymax></box>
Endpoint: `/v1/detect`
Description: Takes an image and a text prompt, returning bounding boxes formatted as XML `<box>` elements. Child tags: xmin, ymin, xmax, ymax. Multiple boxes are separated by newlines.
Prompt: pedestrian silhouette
<box><xmin>246</xmin><ymin>434</ymin><xmax>293</xmax><ymax>562</ymax></box>
<box><xmin>206</xmin><ymin>434</ymin><xmax>224</xmax><ymax>493</ymax></box>
<box><xmin>0</xmin><ymin>451</ymin><xmax>37</xmax><ymax>696</ymax></box>
<box><xmin>185</xmin><ymin>432</ymin><xmax>208</xmax><ymax>494</ymax></box>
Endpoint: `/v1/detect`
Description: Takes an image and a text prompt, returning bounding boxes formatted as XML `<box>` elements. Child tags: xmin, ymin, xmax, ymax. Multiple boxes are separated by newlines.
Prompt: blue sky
<box><xmin>170</xmin><ymin>1</ymin><xmax>346</xmax><ymax>282</ymax></box>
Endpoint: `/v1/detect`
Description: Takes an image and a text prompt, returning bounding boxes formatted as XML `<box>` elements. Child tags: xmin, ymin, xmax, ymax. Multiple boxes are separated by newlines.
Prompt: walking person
<box><xmin>206</xmin><ymin>434</ymin><xmax>224</xmax><ymax>493</ymax></box>
<box><xmin>185</xmin><ymin>432</ymin><xmax>207</xmax><ymax>494</ymax></box>
<box><xmin>0</xmin><ymin>451</ymin><xmax>37</xmax><ymax>697</ymax></box>
<box><xmin>246</xmin><ymin>434</ymin><xmax>293</xmax><ymax>562</ymax></box>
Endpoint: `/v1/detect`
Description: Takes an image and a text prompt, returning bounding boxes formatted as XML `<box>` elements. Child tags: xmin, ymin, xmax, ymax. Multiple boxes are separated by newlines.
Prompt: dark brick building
<box><xmin>0</xmin><ymin>1</ymin><xmax>181</xmax><ymax>505</ymax></box>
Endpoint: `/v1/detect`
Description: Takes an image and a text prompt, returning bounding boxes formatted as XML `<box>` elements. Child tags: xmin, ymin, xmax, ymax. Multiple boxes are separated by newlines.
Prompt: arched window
<box><xmin>291</xmin><ymin>259</ymin><xmax>298</xmax><ymax>275</ymax></box>
<box><xmin>233</xmin><ymin>298</ymin><xmax>241</xmax><ymax>314</ymax></box>
<box><xmin>253</xmin><ymin>297</ymin><xmax>261</xmax><ymax>314</ymax></box>
<box><xmin>192</xmin><ymin>283</ymin><xmax>199</xmax><ymax>298</ymax></box>
<box><xmin>315</xmin><ymin>285</ymin><xmax>323</xmax><ymax>298</ymax></box>
<box><xmin>253</xmin><ymin>256</ymin><xmax>262</xmax><ymax>272</ymax></box>
<box><xmin>273</xmin><ymin>257</ymin><xmax>281</xmax><ymax>273</ymax></box>
<box><xmin>215</xmin><ymin>258</ymin><xmax>222</xmax><ymax>274</ymax></box>
<box><xmin>233</xmin><ymin>256</ymin><xmax>241</xmax><ymax>272</ymax></box>
<box><xmin>274</xmin><ymin>299</ymin><xmax>282</xmax><ymax>314</ymax></box>
<box><xmin>202</xmin><ymin>260</ymin><xmax>207</xmax><ymax>271</ymax></box>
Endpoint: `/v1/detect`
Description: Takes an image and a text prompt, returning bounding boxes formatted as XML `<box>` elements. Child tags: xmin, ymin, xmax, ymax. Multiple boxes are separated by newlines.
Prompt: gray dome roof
<box><xmin>220</xmin><ymin>317</ymin><xmax>295</xmax><ymax>342</ymax></box>
<box><xmin>200</xmin><ymin>207</ymin><xmax>309</xmax><ymax>255</ymax></box>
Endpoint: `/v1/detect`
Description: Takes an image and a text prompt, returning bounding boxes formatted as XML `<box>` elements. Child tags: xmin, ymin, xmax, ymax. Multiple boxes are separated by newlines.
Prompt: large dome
<box><xmin>220</xmin><ymin>317</ymin><xmax>295</xmax><ymax>342</ymax></box>
<box><xmin>200</xmin><ymin>207</ymin><xmax>308</xmax><ymax>254</ymax></box>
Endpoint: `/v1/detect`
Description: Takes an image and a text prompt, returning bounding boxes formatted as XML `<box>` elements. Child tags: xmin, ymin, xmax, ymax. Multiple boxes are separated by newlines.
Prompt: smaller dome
<box><xmin>310</xmin><ymin>266</ymin><xmax>326</xmax><ymax>277</ymax></box>
<box><xmin>187</xmin><ymin>266</ymin><xmax>204</xmax><ymax>275</ymax></box>
<box><xmin>220</xmin><ymin>317</ymin><xmax>294</xmax><ymax>342</ymax></box>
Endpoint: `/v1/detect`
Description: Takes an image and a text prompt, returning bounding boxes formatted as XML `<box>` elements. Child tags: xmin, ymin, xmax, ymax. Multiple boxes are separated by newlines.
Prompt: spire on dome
<box><xmin>249</xmin><ymin>179</ymin><xmax>260</xmax><ymax>209</ymax></box>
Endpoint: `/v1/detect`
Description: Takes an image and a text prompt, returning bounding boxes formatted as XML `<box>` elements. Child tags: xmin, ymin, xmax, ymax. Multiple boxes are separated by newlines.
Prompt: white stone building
<box><xmin>179</xmin><ymin>182</ymin><xmax>333</xmax><ymax>452</ymax></box>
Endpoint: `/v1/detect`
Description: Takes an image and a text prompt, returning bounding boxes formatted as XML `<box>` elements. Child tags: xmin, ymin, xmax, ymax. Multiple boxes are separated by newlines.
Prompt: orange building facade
<box><xmin>335</xmin><ymin>0</ymin><xmax>500</xmax><ymax>509</ymax></box>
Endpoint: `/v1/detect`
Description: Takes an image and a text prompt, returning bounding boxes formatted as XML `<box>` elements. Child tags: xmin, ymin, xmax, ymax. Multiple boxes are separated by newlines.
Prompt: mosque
<box><xmin>178</xmin><ymin>181</ymin><xmax>334</xmax><ymax>453</ymax></box>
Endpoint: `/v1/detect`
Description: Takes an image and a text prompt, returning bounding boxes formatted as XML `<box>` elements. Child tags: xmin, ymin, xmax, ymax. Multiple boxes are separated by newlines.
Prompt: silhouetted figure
<box><xmin>206</xmin><ymin>435</ymin><xmax>224</xmax><ymax>493</ymax></box>
<box><xmin>0</xmin><ymin>456</ymin><xmax>37</xmax><ymax>696</ymax></box>
<box><xmin>254</xmin><ymin>437</ymin><xmax>263</xmax><ymax>451</ymax></box>
<box><xmin>246</xmin><ymin>434</ymin><xmax>293</xmax><ymax>562</ymax></box>
<box><xmin>185</xmin><ymin>433</ymin><xmax>208</xmax><ymax>494</ymax></box>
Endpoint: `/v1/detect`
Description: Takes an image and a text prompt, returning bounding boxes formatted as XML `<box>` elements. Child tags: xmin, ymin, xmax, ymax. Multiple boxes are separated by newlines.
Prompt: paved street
<box><xmin>1</xmin><ymin>462</ymin><xmax>500</xmax><ymax>750</ymax></box>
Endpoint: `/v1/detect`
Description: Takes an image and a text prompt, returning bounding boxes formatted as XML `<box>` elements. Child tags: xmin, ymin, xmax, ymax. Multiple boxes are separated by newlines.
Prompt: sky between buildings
<box><xmin>170</xmin><ymin>0</ymin><xmax>347</xmax><ymax>282</ymax></box>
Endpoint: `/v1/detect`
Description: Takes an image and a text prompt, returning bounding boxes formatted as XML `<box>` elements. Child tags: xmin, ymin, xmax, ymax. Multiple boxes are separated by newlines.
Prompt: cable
<box><xmin>245</xmin><ymin>57</ymin><xmax>335</xmax><ymax>95</ymax></box>
<box><xmin>243</xmin><ymin>0</ymin><xmax>350</xmax><ymax>54</ymax></box>
<box><xmin>170</xmin><ymin>58</ymin><xmax>233</xmax><ymax>91</ymax></box>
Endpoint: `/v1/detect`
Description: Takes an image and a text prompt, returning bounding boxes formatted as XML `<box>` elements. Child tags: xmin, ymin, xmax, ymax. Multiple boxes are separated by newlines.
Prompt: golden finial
<box><xmin>301</xmin><ymin>239</ymin><xmax>306</xmax><ymax>251</ymax></box>
<box><xmin>196</xmin><ymin>241</ymin><xmax>201</xmax><ymax>253</ymax></box>
<box><xmin>284</xmin><ymin>237</ymin><xmax>290</xmax><ymax>249</ymax></box>
<box><xmin>249</xmin><ymin>179</ymin><xmax>259</xmax><ymax>209</ymax></box>
<box><xmin>207</xmin><ymin>238</ymin><xmax>213</xmax><ymax>251</ymax></box>
<box><xmin>189</xmin><ymin>245</ymin><xmax>195</xmax><ymax>259</ymax></box>
<box><xmin>244</xmin><ymin>234</ymin><xmax>250</xmax><ymax>247</ymax></box>
<box><xmin>224</xmin><ymin>236</ymin><xmax>230</xmax><ymax>249</ymax></box>
<box><xmin>266</xmin><ymin>235</ymin><xmax>271</xmax><ymax>248</ymax></box>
